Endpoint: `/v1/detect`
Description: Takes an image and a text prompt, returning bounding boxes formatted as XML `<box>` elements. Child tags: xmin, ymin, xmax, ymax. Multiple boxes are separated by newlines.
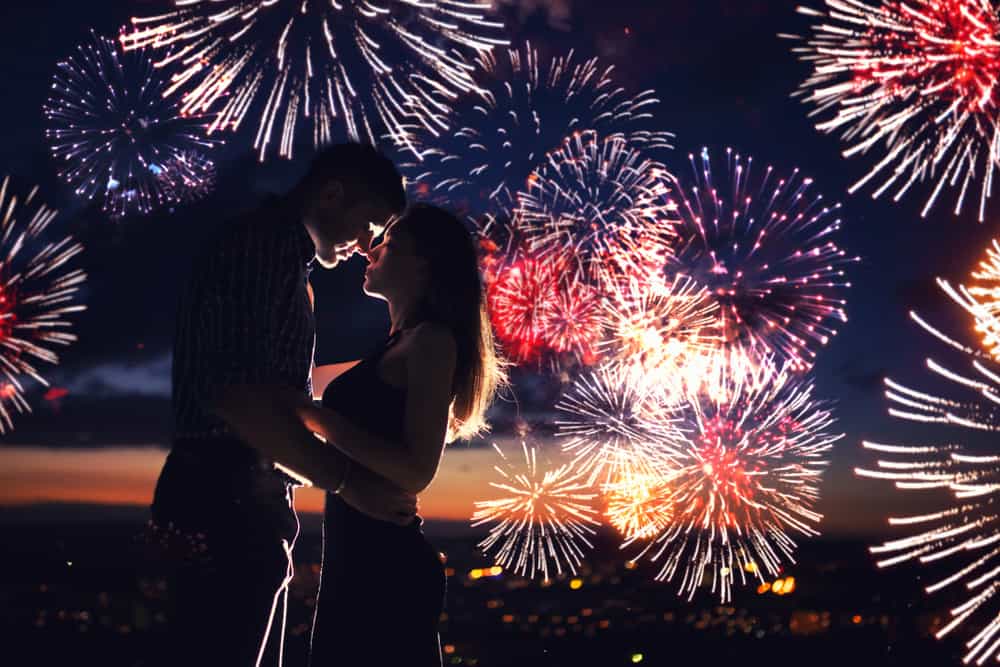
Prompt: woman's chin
<box><xmin>361</xmin><ymin>278</ymin><xmax>382</xmax><ymax>299</ymax></box>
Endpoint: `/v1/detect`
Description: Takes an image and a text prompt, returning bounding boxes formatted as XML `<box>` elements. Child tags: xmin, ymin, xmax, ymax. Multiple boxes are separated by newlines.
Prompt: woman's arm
<box><xmin>296</xmin><ymin>324</ymin><xmax>457</xmax><ymax>494</ymax></box>
<box><xmin>208</xmin><ymin>385</ymin><xmax>416</xmax><ymax>525</ymax></box>
<box><xmin>312</xmin><ymin>361</ymin><xmax>362</xmax><ymax>400</ymax></box>
<box><xmin>209</xmin><ymin>384</ymin><xmax>346</xmax><ymax>490</ymax></box>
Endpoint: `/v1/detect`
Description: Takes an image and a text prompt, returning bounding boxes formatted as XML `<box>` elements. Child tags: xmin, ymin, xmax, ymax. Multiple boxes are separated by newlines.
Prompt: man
<box><xmin>151</xmin><ymin>143</ymin><xmax>414</xmax><ymax>666</ymax></box>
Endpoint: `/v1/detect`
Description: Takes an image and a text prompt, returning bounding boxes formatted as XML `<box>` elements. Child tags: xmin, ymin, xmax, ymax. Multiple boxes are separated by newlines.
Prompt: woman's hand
<box><xmin>339</xmin><ymin>465</ymin><xmax>418</xmax><ymax>526</ymax></box>
<box><xmin>296</xmin><ymin>402</ymin><xmax>329</xmax><ymax>438</ymax></box>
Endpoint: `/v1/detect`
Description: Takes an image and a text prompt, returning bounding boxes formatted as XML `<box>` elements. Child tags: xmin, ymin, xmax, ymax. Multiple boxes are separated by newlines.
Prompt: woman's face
<box><xmin>362</xmin><ymin>222</ymin><xmax>426</xmax><ymax>300</ymax></box>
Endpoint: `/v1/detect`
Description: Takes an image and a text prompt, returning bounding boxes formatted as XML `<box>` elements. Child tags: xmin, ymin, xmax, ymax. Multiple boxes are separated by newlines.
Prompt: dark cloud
<box><xmin>3</xmin><ymin>395</ymin><xmax>170</xmax><ymax>448</ymax></box>
<box><xmin>492</xmin><ymin>0</ymin><xmax>572</xmax><ymax>30</ymax></box>
<box><xmin>47</xmin><ymin>354</ymin><xmax>171</xmax><ymax>399</ymax></box>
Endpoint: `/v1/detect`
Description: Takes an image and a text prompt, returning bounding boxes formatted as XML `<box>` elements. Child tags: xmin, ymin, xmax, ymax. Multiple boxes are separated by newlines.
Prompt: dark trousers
<box><xmin>150</xmin><ymin>449</ymin><xmax>299</xmax><ymax>667</ymax></box>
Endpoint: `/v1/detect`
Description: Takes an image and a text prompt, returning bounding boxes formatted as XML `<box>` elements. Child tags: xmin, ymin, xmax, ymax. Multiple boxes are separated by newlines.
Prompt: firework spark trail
<box><xmin>121</xmin><ymin>0</ymin><xmax>507</xmax><ymax>161</ymax></box>
<box><xmin>486</xmin><ymin>244</ymin><xmax>567</xmax><ymax>365</ymax></box>
<box><xmin>403</xmin><ymin>42</ymin><xmax>673</xmax><ymax>210</ymax></box>
<box><xmin>602</xmin><ymin>454</ymin><xmax>677</xmax><ymax>541</ymax></box>
<box><xmin>856</xmin><ymin>280</ymin><xmax>1000</xmax><ymax>663</ymax></box>
<box><xmin>669</xmin><ymin>147</ymin><xmax>858</xmax><ymax>372</ymax></box>
<box><xmin>484</xmin><ymin>236</ymin><xmax>606</xmax><ymax>369</ymax></box>
<box><xmin>939</xmin><ymin>239</ymin><xmax>1000</xmax><ymax>360</ymax></box>
<box><xmin>538</xmin><ymin>276</ymin><xmax>604</xmax><ymax>366</ymax></box>
<box><xmin>859</xmin><ymin>442</ymin><xmax>1000</xmax><ymax>663</ymax></box>
<box><xmin>555</xmin><ymin>362</ymin><xmax>687</xmax><ymax>486</ymax></box>
<box><xmin>599</xmin><ymin>272</ymin><xmax>722</xmax><ymax>406</ymax></box>
<box><xmin>0</xmin><ymin>177</ymin><xmax>87</xmax><ymax>432</ymax></box>
<box><xmin>516</xmin><ymin>130</ymin><xmax>679</xmax><ymax>288</ymax></box>
<box><xmin>788</xmin><ymin>0</ymin><xmax>1000</xmax><ymax>221</ymax></box>
<box><xmin>44</xmin><ymin>31</ymin><xmax>218</xmax><ymax>219</ymax></box>
<box><xmin>471</xmin><ymin>441</ymin><xmax>600</xmax><ymax>581</ymax></box>
<box><xmin>631</xmin><ymin>360</ymin><xmax>840</xmax><ymax>603</ymax></box>
<box><xmin>155</xmin><ymin>150</ymin><xmax>218</xmax><ymax>206</ymax></box>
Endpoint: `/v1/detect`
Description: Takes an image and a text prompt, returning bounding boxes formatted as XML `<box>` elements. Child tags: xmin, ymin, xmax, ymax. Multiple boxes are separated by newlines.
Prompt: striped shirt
<box><xmin>171</xmin><ymin>197</ymin><xmax>316</xmax><ymax>454</ymax></box>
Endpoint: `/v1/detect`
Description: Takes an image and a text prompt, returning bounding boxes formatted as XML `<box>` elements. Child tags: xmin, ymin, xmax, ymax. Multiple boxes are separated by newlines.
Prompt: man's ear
<box><xmin>320</xmin><ymin>181</ymin><xmax>345</xmax><ymax>208</ymax></box>
<box><xmin>415</xmin><ymin>256</ymin><xmax>432</xmax><ymax>281</ymax></box>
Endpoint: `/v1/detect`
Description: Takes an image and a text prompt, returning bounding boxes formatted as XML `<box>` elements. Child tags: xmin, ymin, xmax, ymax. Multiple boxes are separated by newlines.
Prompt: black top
<box><xmin>321</xmin><ymin>331</ymin><xmax>423</xmax><ymax>534</ymax></box>
<box><xmin>171</xmin><ymin>197</ymin><xmax>316</xmax><ymax>457</ymax></box>
<box><xmin>310</xmin><ymin>330</ymin><xmax>445</xmax><ymax>667</ymax></box>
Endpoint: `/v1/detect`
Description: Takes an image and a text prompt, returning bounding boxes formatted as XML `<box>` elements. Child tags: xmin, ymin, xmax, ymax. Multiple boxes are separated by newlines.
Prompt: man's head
<box><xmin>297</xmin><ymin>143</ymin><xmax>406</xmax><ymax>268</ymax></box>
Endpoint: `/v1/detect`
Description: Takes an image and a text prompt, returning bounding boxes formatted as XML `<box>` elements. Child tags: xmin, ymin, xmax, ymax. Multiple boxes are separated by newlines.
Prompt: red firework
<box><xmin>540</xmin><ymin>279</ymin><xmax>604</xmax><ymax>366</ymax></box>
<box><xmin>627</xmin><ymin>363</ymin><xmax>841</xmax><ymax>602</ymax></box>
<box><xmin>487</xmin><ymin>247</ymin><xmax>564</xmax><ymax>364</ymax></box>
<box><xmin>0</xmin><ymin>177</ymin><xmax>86</xmax><ymax>431</ymax></box>
<box><xmin>791</xmin><ymin>0</ymin><xmax>1000</xmax><ymax>220</ymax></box>
<box><xmin>486</xmin><ymin>244</ymin><xmax>605</xmax><ymax>367</ymax></box>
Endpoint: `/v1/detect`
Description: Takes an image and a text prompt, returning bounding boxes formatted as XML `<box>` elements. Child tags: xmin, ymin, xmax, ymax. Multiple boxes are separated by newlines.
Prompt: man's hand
<box><xmin>339</xmin><ymin>464</ymin><xmax>417</xmax><ymax>526</ymax></box>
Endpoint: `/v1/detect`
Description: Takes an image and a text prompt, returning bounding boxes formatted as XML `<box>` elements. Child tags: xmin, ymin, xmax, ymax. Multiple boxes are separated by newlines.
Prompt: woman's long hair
<box><xmin>393</xmin><ymin>204</ymin><xmax>507</xmax><ymax>441</ymax></box>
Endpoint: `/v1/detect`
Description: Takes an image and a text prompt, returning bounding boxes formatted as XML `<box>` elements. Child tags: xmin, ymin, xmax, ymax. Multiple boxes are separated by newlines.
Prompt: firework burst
<box><xmin>602</xmin><ymin>456</ymin><xmax>677</xmax><ymax>542</ymax></box>
<box><xmin>471</xmin><ymin>441</ymin><xmax>600</xmax><ymax>581</ymax></box>
<box><xmin>631</xmin><ymin>361</ymin><xmax>840</xmax><ymax>603</ymax></box>
<box><xmin>600</xmin><ymin>273</ymin><xmax>722</xmax><ymax>405</ymax></box>
<box><xmin>486</xmin><ymin>243</ymin><xmax>603</xmax><ymax>368</ymax></box>
<box><xmin>788</xmin><ymin>0</ymin><xmax>1000</xmax><ymax>221</ymax></box>
<box><xmin>403</xmin><ymin>42</ymin><xmax>673</xmax><ymax>209</ymax></box>
<box><xmin>856</xmin><ymin>282</ymin><xmax>1000</xmax><ymax>663</ymax></box>
<box><xmin>0</xmin><ymin>177</ymin><xmax>87</xmax><ymax>432</ymax></box>
<box><xmin>669</xmin><ymin>147</ymin><xmax>858</xmax><ymax>372</ymax></box>
<box><xmin>555</xmin><ymin>362</ymin><xmax>686</xmax><ymax>486</ymax></box>
<box><xmin>121</xmin><ymin>0</ymin><xmax>507</xmax><ymax>161</ymax></box>
<box><xmin>539</xmin><ymin>278</ymin><xmax>605</xmax><ymax>366</ymax></box>
<box><xmin>517</xmin><ymin>130</ymin><xmax>679</xmax><ymax>286</ymax></box>
<box><xmin>44</xmin><ymin>31</ymin><xmax>217</xmax><ymax>219</ymax></box>
<box><xmin>486</xmin><ymin>244</ymin><xmax>566</xmax><ymax>365</ymax></box>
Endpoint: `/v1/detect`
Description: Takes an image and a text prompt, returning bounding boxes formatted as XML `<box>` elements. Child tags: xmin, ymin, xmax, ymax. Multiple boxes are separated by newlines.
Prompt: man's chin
<box><xmin>313</xmin><ymin>254</ymin><xmax>342</xmax><ymax>270</ymax></box>
<box><xmin>314</xmin><ymin>245</ymin><xmax>357</xmax><ymax>269</ymax></box>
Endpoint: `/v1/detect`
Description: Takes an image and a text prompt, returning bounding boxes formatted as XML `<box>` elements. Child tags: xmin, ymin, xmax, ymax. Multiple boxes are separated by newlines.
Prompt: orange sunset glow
<box><xmin>0</xmin><ymin>445</ymin><xmax>500</xmax><ymax>521</ymax></box>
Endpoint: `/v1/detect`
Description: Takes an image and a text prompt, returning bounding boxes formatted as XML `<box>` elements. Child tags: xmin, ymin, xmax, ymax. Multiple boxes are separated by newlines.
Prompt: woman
<box><xmin>218</xmin><ymin>203</ymin><xmax>505</xmax><ymax>665</ymax></box>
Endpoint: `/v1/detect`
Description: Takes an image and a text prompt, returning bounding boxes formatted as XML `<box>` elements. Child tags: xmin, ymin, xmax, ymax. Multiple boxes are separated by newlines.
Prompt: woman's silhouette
<box><xmin>215</xmin><ymin>203</ymin><xmax>505</xmax><ymax>665</ymax></box>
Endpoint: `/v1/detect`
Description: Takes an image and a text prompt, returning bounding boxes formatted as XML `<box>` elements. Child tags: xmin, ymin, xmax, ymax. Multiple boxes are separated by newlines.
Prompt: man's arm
<box><xmin>209</xmin><ymin>385</ymin><xmax>416</xmax><ymax>524</ymax></box>
<box><xmin>210</xmin><ymin>385</ymin><xmax>345</xmax><ymax>491</ymax></box>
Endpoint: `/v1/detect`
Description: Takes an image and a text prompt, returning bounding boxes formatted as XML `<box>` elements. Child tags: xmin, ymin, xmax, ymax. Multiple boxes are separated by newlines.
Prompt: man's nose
<box><xmin>357</xmin><ymin>228</ymin><xmax>375</xmax><ymax>252</ymax></box>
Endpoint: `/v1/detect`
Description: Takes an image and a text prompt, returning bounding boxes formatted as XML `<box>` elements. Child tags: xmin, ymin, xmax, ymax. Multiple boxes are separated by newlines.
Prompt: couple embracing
<box><xmin>150</xmin><ymin>143</ymin><xmax>505</xmax><ymax>666</ymax></box>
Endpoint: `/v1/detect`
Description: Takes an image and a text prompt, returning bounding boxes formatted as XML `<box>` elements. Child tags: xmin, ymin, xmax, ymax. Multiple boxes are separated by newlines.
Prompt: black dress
<box><xmin>309</xmin><ymin>333</ymin><xmax>446</xmax><ymax>667</ymax></box>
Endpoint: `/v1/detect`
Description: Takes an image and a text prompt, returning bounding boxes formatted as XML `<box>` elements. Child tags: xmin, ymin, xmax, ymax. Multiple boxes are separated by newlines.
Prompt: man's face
<box><xmin>310</xmin><ymin>183</ymin><xmax>397</xmax><ymax>268</ymax></box>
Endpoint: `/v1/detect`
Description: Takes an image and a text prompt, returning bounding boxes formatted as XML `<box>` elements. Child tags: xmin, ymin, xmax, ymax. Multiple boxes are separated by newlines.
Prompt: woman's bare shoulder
<box><xmin>404</xmin><ymin>322</ymin><xmax>456</xmax><ymax>358</ymax></box>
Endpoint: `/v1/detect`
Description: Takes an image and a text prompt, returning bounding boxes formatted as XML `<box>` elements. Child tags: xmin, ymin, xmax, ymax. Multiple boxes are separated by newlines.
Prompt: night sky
<box><xmin>0</xmin><ymin>0</ymin><xmax>994</xmax><ymax>536</ymax></box>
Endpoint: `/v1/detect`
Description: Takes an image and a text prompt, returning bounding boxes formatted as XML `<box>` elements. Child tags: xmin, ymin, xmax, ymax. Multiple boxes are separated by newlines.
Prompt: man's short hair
<box><xmin>300</xmin><ymin>143</ymin><xmax>406</xmax><ymax>213</ymax></box>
